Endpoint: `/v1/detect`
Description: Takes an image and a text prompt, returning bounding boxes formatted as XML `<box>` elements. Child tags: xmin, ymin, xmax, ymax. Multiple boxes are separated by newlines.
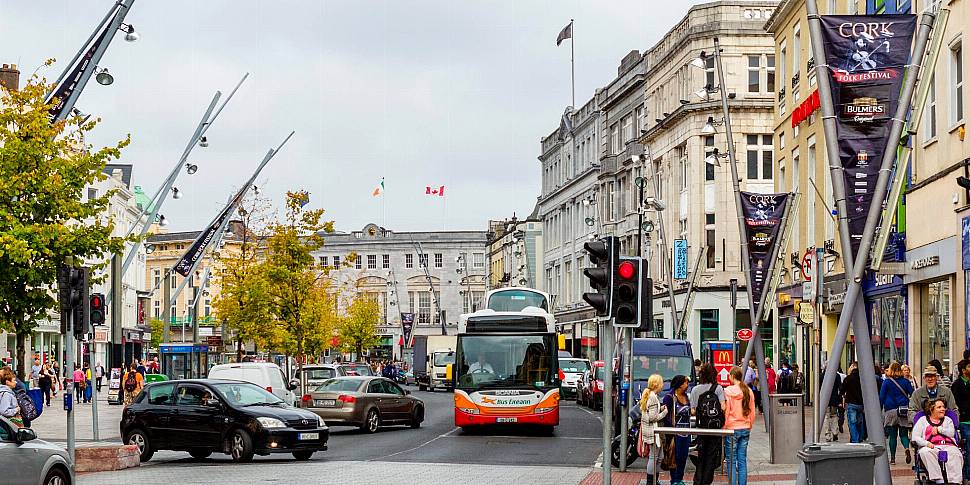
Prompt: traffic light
<box><xmin>611</xmin><ymin>256</ymin><xmax>654</xmax><ymax>331</ymax></box>
<box><xmin>582</xmin><ymin>236</ymin><xmax>618</xmax><ymax>317</ymax></box>
<box><xmin>90</xmin><ymin>293</ymin><xmax>106</xmax><ymax>325</ymax></box>
<box><xmin>71</xmin><ymin>267</ymin><xmax>90</xmax><ymax>340</ymax></box>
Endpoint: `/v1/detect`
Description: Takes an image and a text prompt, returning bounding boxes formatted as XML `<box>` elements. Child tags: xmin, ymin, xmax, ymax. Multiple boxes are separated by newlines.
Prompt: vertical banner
<box><xmin>741</xmin><ymin>192</ymin><xmax>791</xmax><ymax>320</ymax></box>
<box><xmin>47</xmin><ymin>23</ymin><xmax>113</xmax><ymax>120</ymax></box>
<box><xmin>819</xmin><ymin>15</ymin><xmax>917</xmax><ymax>258</ymax></box>
<box><xmin>401</xmin><ymin>313</ymin><xmax>414</xmax><ymax>347</ymax></box>
<box><xmin>172</xmin><ymin>184</ymin><xmax>249</xmax><ymax>277</ymax></box>
<box><xmin>673</xmin><ymin>239</ymin><xmax>689</xmax><ymax>279</ymax></box>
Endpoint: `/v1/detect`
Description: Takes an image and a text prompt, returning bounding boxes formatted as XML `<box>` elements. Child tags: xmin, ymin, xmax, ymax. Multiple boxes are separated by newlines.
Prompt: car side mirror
<box><xmin>16</xmin><ymin>428</ymin><xmax>37</xmax><ymax>443</ymax></box>
<box><xmin>287</xmin><ymin>379</ymin><xmax>300</xmax><ymax>391</ymax></box>
<box><xmin>206</xmin><ymin>399</ymin><xmax>222</xmax><ymax>408</ymax></box>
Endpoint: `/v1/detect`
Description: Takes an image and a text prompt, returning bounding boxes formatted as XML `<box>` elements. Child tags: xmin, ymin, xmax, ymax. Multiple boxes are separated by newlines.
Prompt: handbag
<box><xmin>887</xmin><ymin>378</ymin><xmax>910</xmax><ymax>419</ymax></box>
<box><xmin>659</xmin><ymin>436</ymin><xmax>676</xmax><ymax>471</ymax></box>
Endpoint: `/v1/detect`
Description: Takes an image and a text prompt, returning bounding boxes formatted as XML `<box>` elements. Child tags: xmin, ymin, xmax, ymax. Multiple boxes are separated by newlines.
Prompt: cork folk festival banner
<box><xmin>741</xmin><ymin>192</ymin><xmax>791</xmax><ymax>320</ymax></box>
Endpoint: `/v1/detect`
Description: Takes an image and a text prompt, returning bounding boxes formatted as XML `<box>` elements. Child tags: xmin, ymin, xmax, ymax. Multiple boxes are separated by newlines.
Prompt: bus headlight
<box><xmin>458</xmin><ymin>407</ymin><xmax>480</xmax><ymax>415</ymax></box>
<box><xmin>535</xmin><ymin>406</ymin><xmax>555</xmax><ymax>414</ymax></box>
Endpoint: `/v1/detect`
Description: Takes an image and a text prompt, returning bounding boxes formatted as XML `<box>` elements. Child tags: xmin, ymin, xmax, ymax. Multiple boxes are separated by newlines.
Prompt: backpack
<box><xmin>777</xmin><ymin>369</ymin><xmax>793</xmax><ymax>393</ymax></box>
<box><xmin>696</xmin><ymin>384</ymin><xmax>725</xmax><ymax>429</ymax></box>
<box><xmin>14</xmin><ymin>387</ymin><xmax>38</xmax><ymax>421</ymax></box>
<box><xmin>124</xmin><ymin>372</ymin><xmax>138</xmax><ymax>392</ymax></box>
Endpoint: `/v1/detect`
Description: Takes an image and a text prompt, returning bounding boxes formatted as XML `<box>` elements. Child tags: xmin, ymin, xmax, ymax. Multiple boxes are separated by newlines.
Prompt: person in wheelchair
<box><xmin>913</xmin><ymin>398</ymin><xmax>964</xmax><ymax>484</ymax></box>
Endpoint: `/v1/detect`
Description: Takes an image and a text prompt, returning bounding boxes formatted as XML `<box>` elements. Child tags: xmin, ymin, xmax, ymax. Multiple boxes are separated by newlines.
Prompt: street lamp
<box><xmin>705</xmin><ymin>147</ymin><xmax>727</xmax><ymax>167</ymax></box>
<box><xmin>185</xmin><ymin>163</ymin><xmax>198</xmax><ymax>175</ymax></box>
<box><xmin>144</xmin><ymin>244</ymin><xmax>155</xmax><ymax>254</ymax></box>
<box><xmin>171</xmin><ymin>187</ymin><xmax>182</xmax><ymax>199</ymax></box>
<box><xmin>95</xmin><ymin>68</ymin><xmax>114</xmax><ymax>86</ymax></box>
<box><xmin>198</xmin><ymin>136</ymin><xmax>209</xmax><ymax>148</ymax></box>
<box><xmin>119</xmin><ymin>23</ymin><xmax>139</xmax><ymax>42</ymax></box>
<box><xmin>71</xmin><ymin>108</ymin><xmax>92</xmax><ymax>124</ymax></box>
<box><xmin>702</xmin><ymin>116</ymin><xmax>723</xmax><ymax>135</ymax></box>
<box><xmin>158</xmin><ymin>214</ymin><xmax>169</xmax><ymax>227</ymax></box>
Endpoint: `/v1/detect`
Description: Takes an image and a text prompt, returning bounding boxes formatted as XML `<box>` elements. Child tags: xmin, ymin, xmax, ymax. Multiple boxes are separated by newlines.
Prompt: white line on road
<box><xmin>443</xmin><ymin>435</ymin><xmax>600</xmax><ymax>440</ymax></box>
<box><xmin>574</xmin><ymin>405</ymin><xmax>603</xmax><ymax>422</ymax></box>
<box><xmin>371</xmin><ymin>427</ymin><xmax>461</xmax><ymax>461</ymax></box>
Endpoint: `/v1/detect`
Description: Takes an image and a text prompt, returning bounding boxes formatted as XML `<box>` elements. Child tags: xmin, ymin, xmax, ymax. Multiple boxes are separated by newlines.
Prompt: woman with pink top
<box><xmin>72</xmin><ymin>364</ymin><xmax>84</xmax><ymax>403</ymax></box>
<box><xmin>724</xmin><ymin>366</ymin><xmax>757</xmax><ymax>485</ymax></box>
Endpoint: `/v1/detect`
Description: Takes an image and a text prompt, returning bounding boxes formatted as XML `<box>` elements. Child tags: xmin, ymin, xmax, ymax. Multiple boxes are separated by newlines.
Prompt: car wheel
<box><xmin>293</xmin><ymin>451</ymin><xmax>314</xmax><ymax>461</ymax></box>
<box><xmin>410</xmin><ymin>405</ymin><xmax>424</xmax><ymax>428</ymax></box>
<box><xmin>125</xmin><ymin>429</ymin><xmax>154</xmax><ymax>462</ymax></box>
<box><xmin>229</xmin><ymin>429</ymin><xmax>255</xmax><ymax>462</ymax></box>
<box><xmin>361</xmin><ymin>408</ymin><xmax>380</xmax><ymax>434</ymax></box>
<box><xmin>189</xmin><ymin>450</ymin><xmax>212</xmax><ymax>460</ymax></box>
<box><xmin>43</xmin><ymin>467</ymin><xmax>68</xmax><ymax>485</ymax></box>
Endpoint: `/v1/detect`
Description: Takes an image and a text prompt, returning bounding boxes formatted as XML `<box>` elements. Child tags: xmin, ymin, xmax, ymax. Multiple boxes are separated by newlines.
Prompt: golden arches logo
<box><xmin>714</xmin><ymin>351</ymin><xmax>732</xmax><ymax>364</ymax></box>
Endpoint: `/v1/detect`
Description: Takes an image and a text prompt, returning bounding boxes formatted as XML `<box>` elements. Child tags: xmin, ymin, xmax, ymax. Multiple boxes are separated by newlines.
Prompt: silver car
<box><xmin>0</xmin><ymin>416</ymin><xmax>74</xmax><ymax>485</ymax></box>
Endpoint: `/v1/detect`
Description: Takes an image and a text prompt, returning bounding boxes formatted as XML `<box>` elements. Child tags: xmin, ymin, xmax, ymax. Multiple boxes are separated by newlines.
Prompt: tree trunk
<box><xmin>15</xmin><ymin>331</ymin><xmax>27</xmax><ymax>380</ymax></box>
<box><xmin>236</xmin><ymin>337</ymin><xmax>244</xmax><ymax>362</ymax></box>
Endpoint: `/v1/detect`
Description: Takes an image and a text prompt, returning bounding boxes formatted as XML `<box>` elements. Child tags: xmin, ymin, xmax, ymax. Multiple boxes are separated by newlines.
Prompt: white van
<box><xmin>207</xmin><ymin>362</ymin><xmax>299</xmax><ymax>405</ymax></box>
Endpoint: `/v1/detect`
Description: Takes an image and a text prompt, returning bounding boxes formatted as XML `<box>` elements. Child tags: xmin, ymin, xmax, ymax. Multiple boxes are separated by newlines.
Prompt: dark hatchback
<box><xmin>121</xmin><ymin>379</ymin><xmax>329</xmax><ymax>463</ymax></box>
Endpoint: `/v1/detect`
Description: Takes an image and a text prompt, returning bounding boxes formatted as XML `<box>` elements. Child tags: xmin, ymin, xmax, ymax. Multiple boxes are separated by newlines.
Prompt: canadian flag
<box><xmin>426</xmin><ymin>185</ymin><xmax>445</xmax><ymax>196</ymax></box>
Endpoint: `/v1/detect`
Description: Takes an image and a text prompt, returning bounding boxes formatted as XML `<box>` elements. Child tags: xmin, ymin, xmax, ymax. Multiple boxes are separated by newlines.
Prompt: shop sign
<box><xmin>94</xmin><ymin>328</ymin><xmax>109</xmax><ymax>343</ymax></box>
<box><xmin>963</xmin><ymin>216</ymin><xmax>970</xmax><ymax>271</ymax></box>
<box><xmin>799</xmin><ymin>304</ymin><xmax>816</xmax><ymax>324</ymax></box>
<box><xmin>792</xmin><ymin>89</ymin><xmax>820</xmax><ymax>127</ymax></box>
<box><xmin>673</xmin><ymin>239</ymin><xmax>689</xmax><ymax>279</ymax></box>
<box><xmin>736</xmin><ymin>329</ymin><xmax>754</xmax><ymax>341</ymax></box>
<box><xmin>911</xmin><ymin>255</ymin><xmax>940</xmax><ymax>270</ymax></box>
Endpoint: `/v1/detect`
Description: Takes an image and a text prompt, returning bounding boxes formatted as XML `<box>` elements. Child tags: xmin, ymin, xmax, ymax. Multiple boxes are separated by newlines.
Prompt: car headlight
<box><xmin>535</xmin><ymin>406</ymin><xmax>555</xmax><ymax>414</ymax></box>
<box><xmin>458</xmin><ymin>407</ymin><xmax>480</xmax><ymax>415</ymax></box>
<box><xmin>316</xmin><ymin>416</ymin><xmax>326</xmax><ymax>428</ymax></box>
<box><xmin>257</xmin><ymin>417</ymin><xmax>286</xmax><ymax>429</ymax></box>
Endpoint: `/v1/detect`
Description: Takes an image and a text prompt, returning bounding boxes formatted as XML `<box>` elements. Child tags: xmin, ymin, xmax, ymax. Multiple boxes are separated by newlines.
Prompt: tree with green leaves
<box><xmin>148</xmin><ymin>318</ymin><xmax>165</xmax><ymax>351</ymax></box>
<box><xmin>260</xmin><ymin>191</ymin><xmax>337</xmax><ymax>366</ymax></box>
<box><xmin>338</xmin><ymin>297</ymin><xmax>382</xmax><ymax>361</ymax></box>
<box><xmin>0</xmin><ymin>65</ymin><xmax>133</xmax><ymax>377</ymax></box>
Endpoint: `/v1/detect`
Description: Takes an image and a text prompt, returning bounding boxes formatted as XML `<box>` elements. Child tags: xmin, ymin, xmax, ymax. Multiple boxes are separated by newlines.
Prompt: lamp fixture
<box><xmin>71</xmin><ymin>108</ymin><xmax>91</xmax><ymax>124</ymax></box>
<box><xmin>158</xmin><ymin>214</ymin><xmax>168</xmax><ymax>227</ymax></box>
<box><xmin>585</xmin><ymin>217</ymin><xmax>595</xmax><ymax>227</ymax></box>
<box><xmin>655</xmin><ymin>118</ymin><xmax>664</xmax><ymax>124</ymax></box>
<box><xmin>705</xmin><ymin>147</ymin><xmax>725</xmax><ymax>167</ymax></box>
<box><xmin>198</xmin><ymin>136</ymin><xmax>209</xmax><ymax>148</ymax></box>
<box><xmin>702</xmin><ymin>116</ymin><xmax>723</xmax><ymax>135</ymax></box>
<box><xmin>185</xmin><ymin>163</ymin><xmax>198</xmax><ymax>175</ymax></box>
<box><xmin>171</xmin><ymin>187</ymin><xmax>182</xmax><ymax>199</ymax></box>
<box><xmin>252</xmin><ymin>185</ymin><xmax>261</xmax><ymax>195</ymax></box>
<box><xmin>144</xmin><ymin>244</ymin><xmax>155</xmax><ymax>254</ymax></box>
<box><xmin>95</xmin><ymin>67</ymin><xmax>114</xmax><ymax>86</ymax></box>
<box><xmin>119</xmin><ymin>23</ymin><xmax>139</xmax><ymax>42</ymax></box>
<box><xmin>690</xmin><ymin>51</ymin><xmax>708</xmax><ymax>70</ymax></box>
<box><xmin>679</xmin><ymin>99</ymin><xmax>690</xmax><ymax>105</ymax></box>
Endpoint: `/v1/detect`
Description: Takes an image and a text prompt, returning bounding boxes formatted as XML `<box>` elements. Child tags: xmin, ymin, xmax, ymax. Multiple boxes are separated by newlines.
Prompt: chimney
<box><xmin>0</xmin><ymin>64</ymin><xmax>20</xmax><ymax>92</ymax></box>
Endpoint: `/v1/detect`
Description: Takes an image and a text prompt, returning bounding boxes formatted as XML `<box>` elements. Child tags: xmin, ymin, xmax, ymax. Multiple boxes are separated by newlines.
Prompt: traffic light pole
<box><xmin>65</xmin><ymin>307</ymin><xmax>76</xmax><ymax>468</ymax></box>
<box><xmin>601</xmin><ymin>319</ymin><xmax>614</xmax><ymax>485</ymax></box>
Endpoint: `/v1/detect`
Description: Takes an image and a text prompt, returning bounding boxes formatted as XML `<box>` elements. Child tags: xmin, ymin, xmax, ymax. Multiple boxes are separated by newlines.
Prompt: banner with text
<box><xmin>172</xmin><ymin>185</ymin><xmax>247</xmax><ymax>277</ymax></box>
<box><xmin>401</xmin><ymin>313</ymin><xmax>414</xmax><ymax>347</ymax></box>
<box><xmin>820</xmin><ymin>14</ymin><xmax>916</xmax><ymax>258</ymax></box>
<box><xmin>741</xmin><ymin>192</ymin><xmax>791</xmax><ymax>320</ymax></box>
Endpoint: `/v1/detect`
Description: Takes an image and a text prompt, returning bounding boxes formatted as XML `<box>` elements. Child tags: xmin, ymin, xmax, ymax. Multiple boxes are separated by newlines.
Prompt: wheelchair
<box><xmin>912</xmin><ymin>409</ymin><xmax>965</xmax><ymax>485</ymax></box>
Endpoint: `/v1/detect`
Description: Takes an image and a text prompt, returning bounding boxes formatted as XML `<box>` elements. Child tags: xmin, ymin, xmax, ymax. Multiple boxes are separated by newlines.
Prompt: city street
<box><xmin>31</xmin><ymin>386</ymin><xmax>603</xmax><ymax>484</ymax></box>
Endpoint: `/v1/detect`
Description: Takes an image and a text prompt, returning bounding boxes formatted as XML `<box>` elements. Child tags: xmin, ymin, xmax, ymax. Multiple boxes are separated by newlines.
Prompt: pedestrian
<box><xmin>822</xmin><ymin>363</ymin><xmax>843</xmax><ymax>442</ymax></box>
<box><xmin>30</xmin><ymin>358</ymin><xmax>41</xmax><ymax>389</ymax></box>
<box><xmin>136</xmin><ymin>359</ymin><xmax>147</xmax><ymax>377</ymax></box>
<box><xmin>689</xmin><ymin>364</ymin><xmax>724</xmax><ymax>485</ymax></box>
<box><xmin>638</xmin><ymin>373</ymin><xmax>667</xmax><ymax>485</ymax></box>
<box><xmin>744</xmin><ymin>359</ymin><xmax>761</xmax><ymax>413</ymax></box>
<box><xmin>880</xmin><ymin>362</ymin><xmax>914</xmax><ymax>465</ymax></box>
<box><xmin>909</xmin><ymin>364</ymin><xmax>956</xmax><ymax>414</ymax></box>
<box><xmin>693</xmin><ymin>359</ymin><xmax>702</xmax><ymax>378</ymax></box>
<box><xmin>0</xmin><ymin>367</ymin><xmax>23</xmax><ymax>428</ymax></box>
<box><xmin>724</xmin><ymin>366</ymin><xmax>756</xmax><ymax>485</ymax></box>
<box><xmin>764</xmin><ymin>358</ymin><xmax>777</xmax><ymax>395</ymax></box>
<box><xmin>837</xmin><ymin>366</ymin><xmax>848</xmax><ymax>434</ymax></box>
<box><xmin>72</xmin><ymin>364</ymin><xmax>84</xmax><ymax>404</ymax></box>
<box><xmin>776</xmin><ymin>361</ymin><xmax>792</xmax><ymax>394</ymax></box>
<box><xmin>122</xmin><ymin>363</ymin><xmax>144</xmax><ymax>407</ymax></box>
<box><xmin>928</xmin><ymin>359</ymin><xmax>953</xmax><ymax>387</ymax></box>
<box><xmin>791</xmin><ymin>364</ymin><xmax>805</xmax><ymax>396</ymax></box>
<box><xmin>949</xmin><ymin>359</ymin><xmax>970</xmax><ymax>482</ymax></box>
<box><xmin>913</xmin><ymin>398</ymin><xmax>964</xmax><ymax>483</ymax></box>
<box><xmin>38</xmin><ymin>364</ymin><xmax>53</xmax><ymax>407</ymax></box>
<box><xmin>841</xmin><ymin>363</ymin><xmax>866</xmax><ymax>443</ymax></box>
<box><xmin>82</xmin><ymin>363</ymin><xmax>93</xmax><ymax>403</ymax></box>
<box><xmin>95</xmin><ymin>362</ymin><xmax>105</xmax><ymax>392</ymax></box>
<box><xmin>662</xmin><ymin>374</ymin><xmax>691</xmax><ymax>485</ymax></box>
<box><xmin>902</xmin><ymin>364</ymin><xmax>918</xmax><ymax>390</ymax></box>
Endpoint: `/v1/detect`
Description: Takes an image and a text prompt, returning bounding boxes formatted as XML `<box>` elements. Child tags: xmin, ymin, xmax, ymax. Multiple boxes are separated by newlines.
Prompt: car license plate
<box><xmin>315</xmin><ymin>399</ymin><xmax>336</xmax><ymax>407</ymax></box>
<box><xmin>496</xmin><ymin>417</ymin><xmax>517</xmax><ymax>423</ymax></box>
<box><xmin>298</xmin><ymin>432</ymin><xmax>319</xmax><ymax>440</ymax></box>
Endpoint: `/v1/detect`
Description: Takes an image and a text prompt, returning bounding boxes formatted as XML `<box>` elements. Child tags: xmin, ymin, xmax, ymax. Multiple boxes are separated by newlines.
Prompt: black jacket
<box><xmin>951</xmin><ymin>376</ymin><xmax>970</xmax><ymax>423</ymax></box>
<box><xmin>828</xmin><ymin>373</ymin><xmax>843</xmax><ymax>407</ymax></box>
<box><xmin>841</xmin><ymin>370</ymin><xmax>864</xmax><ymax>405</ymax></box>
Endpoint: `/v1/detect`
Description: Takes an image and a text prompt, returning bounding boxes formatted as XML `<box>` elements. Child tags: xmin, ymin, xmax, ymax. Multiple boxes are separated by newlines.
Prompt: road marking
<box><xmin>574</xmin><ymin>405</ymin><xmax>603</xmax><ymax>422</ymax></box>
<box><xmin>371</xmin><ymin>427</ymin><xmax>460</xmax><ymax>461</ymax></box>
<box><xmin>444</xmin><ymin>435</ymin><xmax>600</xmax><ymax>440</ymax></box>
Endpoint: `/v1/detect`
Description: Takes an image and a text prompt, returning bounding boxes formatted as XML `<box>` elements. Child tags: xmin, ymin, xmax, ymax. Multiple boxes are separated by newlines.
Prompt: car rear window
<box><xmin>559</xmin><ymin>360</ymin><xmax>589</xmax><ymax>373</ymax></box>
<box><xmin>304</xmin><ymin>368</ymin><xmax>336</xmax><ymax>380</ymax></box>
<box><xmin>315</xmin><ymin>379</ymin><xmax>363</xmax><ymax>392</ymax></box>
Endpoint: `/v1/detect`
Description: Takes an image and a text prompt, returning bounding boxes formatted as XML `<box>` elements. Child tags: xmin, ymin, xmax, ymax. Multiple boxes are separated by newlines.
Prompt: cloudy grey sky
<box><xmin>3</xmin><ymin>0</ymin><xmax>703</xmax><ymax>233</ymax></box>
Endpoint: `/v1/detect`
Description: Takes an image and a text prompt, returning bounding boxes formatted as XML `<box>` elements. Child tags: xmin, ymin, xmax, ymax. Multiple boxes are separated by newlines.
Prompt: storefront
<box><xmin>905</xmin><ymin>236</ymin><xmax>959</xmax><ymax>377</ymax></box>
<box><xmin>863</xmin><ymin>272</ymin><xmax>907</xmax><ymax>367</ymax></box>
<box><xmin>556</xmin><ymin>307</ymin><xmax>598</xmax><ymax>361</ymax></box>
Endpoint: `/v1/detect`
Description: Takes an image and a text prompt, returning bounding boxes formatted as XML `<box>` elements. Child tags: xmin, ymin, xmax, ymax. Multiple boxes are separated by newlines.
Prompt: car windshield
<box><xmin>486</xmin><ymin>289</ymin><xmax>548</xmax><ymax>312</ymax></box>
<box><xmin>314</xmin><ymin>379</ymin><xmax>363</xmax><ymax>392</ymax></box>
<box><xmin>433</xmin><ymin>352</ymin><xmax>455</xmax><ymax>366</ymax></box>
<box><xmin>212</xmin><ymin>382</ymin><xmax>285</xmax><ymax>406</ymax></box>
<box><xmin>559</xmin><ymin>359</ymin><xmax>589</xmax><ymax>373</ymax></box>
<box><xmin>455</xmin><ymin>334</ymin><xmax>557</xmax><ymax>390</ymax></box>
<box><xmin>303</xmin><ymin>368</ymin><xmax>336</xmax><ymax>380</ymax></box>
<box><xmin>631</xmin><ymin>355</ymin><xmax>694</xmax><ymax>383</ymax></box>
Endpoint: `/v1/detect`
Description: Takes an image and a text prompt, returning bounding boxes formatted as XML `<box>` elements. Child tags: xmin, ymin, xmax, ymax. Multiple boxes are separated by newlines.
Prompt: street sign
<box><xmin>801</xmin><ymin>250</ymin><xmax>814</xmax><ymax>281</ymax></box>
<box><xmin>713</xmin><ymin>349</ymin><xmax>734</xmax><ymax>386</ymax></box>
<box><xmin>673</xmin><ymin>239</ymin><xmax>688</xmax><ymax>279</ymax></box>
<box><xmin>736</xmin><ymin>328</ymin><xmax>753</xmax><ymax>341</ymax></box>
<box><xmin>802</xmin><ymin>281</ymin><xmax>815</xmax><ymax>301</ymax></box>
<box><xmin>799</xmin><ymin>303</ymin><xmax>815</xmax><ymax>324</ymax></box>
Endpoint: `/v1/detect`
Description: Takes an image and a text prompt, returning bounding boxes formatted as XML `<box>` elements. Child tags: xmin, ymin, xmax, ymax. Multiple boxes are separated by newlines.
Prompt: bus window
<box><xmin>486</xmin><ymin>290</ymin><xmax>548</xmax><ymax>312</ymax></box>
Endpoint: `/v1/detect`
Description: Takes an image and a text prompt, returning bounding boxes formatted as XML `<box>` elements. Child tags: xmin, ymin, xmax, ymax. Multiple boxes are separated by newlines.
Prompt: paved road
<box><xmin>77</xmin><ymin>385</ymin><xmax>602</xmax><ymax>483</ymax></box>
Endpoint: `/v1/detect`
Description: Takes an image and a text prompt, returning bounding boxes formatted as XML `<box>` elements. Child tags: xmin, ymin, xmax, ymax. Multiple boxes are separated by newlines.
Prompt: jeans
<box><xmin>671</xmin><ymin>435</ymin><xmax>690</xmax><ymax>482</ymax></box>
<box><xmin>884</xmin><ymin>425</ymin><xmax>910</xmax><ymax>459</ymax></box>
<box><xmin>960</xmin><ymin>423</ymin><xmax>970</xmax><ymax>480</ymax></box>
<box><xmin>73</xmin><ymin>382</ymin><xmax>81</xmax><ymax>402</ymax></box>
<box><xmin>846</xmin><ymin>403</ymin><xmax>866</xmax><ymax>443</ymax></box>
<box><xmin>728</xmin><ymin>428</ymin><xmax>751</xmax><ymax>485</ymax></box>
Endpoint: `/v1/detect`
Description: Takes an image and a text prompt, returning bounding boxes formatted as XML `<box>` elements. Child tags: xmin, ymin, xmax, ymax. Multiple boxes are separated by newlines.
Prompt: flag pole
<box><xmin>570</xmin><ymin>19</ymin><xmax>575</xmax><ymax>109</ymax></box>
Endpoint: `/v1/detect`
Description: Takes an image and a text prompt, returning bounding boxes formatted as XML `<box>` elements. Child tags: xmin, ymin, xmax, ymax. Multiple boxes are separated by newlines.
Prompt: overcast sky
<box><xmin>3</xmin><ymin>0</ymin><xmax>703</xmax><ymax>233</ymax></box>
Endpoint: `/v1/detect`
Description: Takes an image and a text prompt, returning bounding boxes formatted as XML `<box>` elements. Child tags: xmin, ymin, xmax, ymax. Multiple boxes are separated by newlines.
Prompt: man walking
<box><xmin>822</xmin><ymin>364</ymin><xmax>843</xmax><ymax>442</ymax></box>
<box><xmin>909</xmin><ymin>364</ymin><xmax>956</xmax><ymax>414</ymax></box>
<box><xmin>95</xmin><ymin>362</ymin><xmax>105</xmax><ymax>392</ymax></box>
<box><xmin>949</xmin><ymin>360</ymin><xmax>970</xmax><ymax>482</ymax></box>
<box><xmin>840</xmin><ymin>364</ymin><xmax>866</xmax><ymax>443</ymax></box>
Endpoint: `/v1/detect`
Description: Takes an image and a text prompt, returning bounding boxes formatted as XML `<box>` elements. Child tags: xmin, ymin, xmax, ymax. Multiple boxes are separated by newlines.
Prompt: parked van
<box><xmin>628</xmin><ymin>338</ymin><xmax>696</xmax><ymax>400</ymax></box>
<box><xmin>207</xmin><ymin>362</ymin><xmax>300</xmax><ymax>405</ymax></box>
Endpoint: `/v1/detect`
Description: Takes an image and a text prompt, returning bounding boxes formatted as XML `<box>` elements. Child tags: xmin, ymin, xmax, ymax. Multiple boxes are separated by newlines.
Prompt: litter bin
<box><xmin>798</xmin><ymin>442</ymin><xmax>885</xmax><ymax>484</ymax></box>
<box><xmin>769</xmin><ymin>393</ymin><xmax>805</xmax><ymax>464</ymax></box>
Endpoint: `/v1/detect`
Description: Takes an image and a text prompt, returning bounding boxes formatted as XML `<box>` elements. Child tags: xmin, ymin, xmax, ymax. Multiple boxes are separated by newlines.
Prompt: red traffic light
<box><xmin>617</xmin><ymin>261</ymin><xmax>636</xmax><ymax>280</ymax></box>
<box><xmin>91</xmin><ymin>295</ymin><xmax>104</xmax><ymax>309</ymax></box>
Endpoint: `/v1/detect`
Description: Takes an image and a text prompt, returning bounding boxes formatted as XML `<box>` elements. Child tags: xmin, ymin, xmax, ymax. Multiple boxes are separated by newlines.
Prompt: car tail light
<box><xmin>265</xmin><ymin>386</ymin><xmax>273</xmax><ymax>393</ymax></box>
<box><xmin>302</xmin><ymin>394</ymin><xmax>312</xmax><ymax>403</ymax></box>
<box><xmin>558</xmin><ymin>369</ymin><xmax>565</xmax><ymax>381</ymax></box>
<box><xmin>338</xmin><ymin>394</ymin><xmax>356</xmax><ymax>403</ymax></box>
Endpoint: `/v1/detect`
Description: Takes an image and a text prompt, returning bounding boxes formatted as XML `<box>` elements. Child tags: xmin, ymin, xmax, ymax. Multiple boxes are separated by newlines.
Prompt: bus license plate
<box><xmin>496</xmin><ymin>417</ymin><xmax>517</xmax><ymax>423</ymax></box>
<box><xmin>316</xmin><ymin>399</ymin><xmax>336</xmax><ymax>407</ymax></box>
<box><xmin>298</xmin><ymin>433</ymin><xmax>319</xmax><ymax>440</ymax></box>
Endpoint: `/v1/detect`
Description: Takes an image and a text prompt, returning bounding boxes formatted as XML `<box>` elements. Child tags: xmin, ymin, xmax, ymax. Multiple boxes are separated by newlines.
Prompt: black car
<box><xmin>121</xmin><ymin>379</ymin><xmax>329</xmax><ymax>463</ymax></box>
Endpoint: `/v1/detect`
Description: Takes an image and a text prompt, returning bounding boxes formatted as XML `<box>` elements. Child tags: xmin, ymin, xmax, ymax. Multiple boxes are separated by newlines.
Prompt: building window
<box><xmin>704</xmin><ymin>136</ymin><xmax>715</xmax><ymax>181</ymax></box>
<box><xmin>204</xmin><ymin>299</ymin><xmax>211</xmax><ymax>317</ymax></box>
<box><xmin>748</xmin><ymin>55</ymin><xmax>762</xmax><ymax>93</ymax></box>
<box><xmin>704</xmin><ymin>55</ymin><xmax>715</xmax><ymax>89</ymax></box>
<box><xmin>766</xmin><ymin>55</ymin><xmax>775</xmax><ymax>93</ymax></box>
<box><xmin>405</xmin><ymin>254</ymin><xmax>413</xmax><ymax>268</ymax></box>
<box><xmin>383</xmin><ymin>254</ymin><xmax>390</xmax><ymax>269</ymax></box>
<box><xmin>87</xmin><ymin>188</ymin><xmax>98</xmax><ymax>201</ymax></box>
<box><xmin>153</xmin><ymin>269</ymin><xmax>161</xmax><ymax>288</ymax></box>
<box><xmin>610</xmin><ymin>124</ymin><xmax>620</xmax><ymax>154</ymax></box>
<box><xmin>171</xmin><ymin>275</ymin><xmax>177</xmax><ymax>289</ymax></box>
<box><xmin>700</xmin><ymin>309</ymin><xmax>719</xmax><ymax>342</ymax></box>
<box><xmin>925</xmin><ymin>74</ymin><xmax>937</xmax><ymax>140</ymax></box>
<box><xmin>679</xmin><ymin>155</ymin><xmax>688</xmax><ymax>190</ymax></box>
<box><xmin>792</xmin><ymin>25</ymin><xmax>801</xmax><ymax>89</ymax></box>
<box><xmin>746</xmin><ymin>134</ymin><xmax>774</xmax><ymax>180</ymax></box>
<box><xmin>367</xmin><ymin>254</ymin><xmax>377</xmax><ymax>270</ymax></box>
<box><xmin>607</xmin><ymin>181</ymin><xmax>617</xmax><ymax>221</ymax></box>
<box><xmin>635</xmin><ymin>106</ymin><xmax>644</xmax><ymax>135</ymax></box>
<box><xmin>355</xmin><ymin>255</ymin><xmax>363</xmax><ymax>270</ymax></box>
<box><xmin>473</xmin><ymin>253</ymin><xmax>485</xmax><ymax>268</ymax></box>
<box><xmin>319</xmin><ymin>256</ymin><xmax>328</xmax><ymax>268</ymax></box>
<box><xmin>951</xmin><ymin>40</ymin><xmax>964</xmax><ymax>125</ymax></box>
<box><xmin>332</xmin><ymin>255</ymin><xmax>340</xmax><ymax>269</ymax></box>
<box><xmin>434</xmin><ymin>253</ymin><xmax>443</xmax><ymax>268</ymax></box>
<box><xmin>622</xmin><ymin>114</ymin><xmax>634</xmax><ymax>144</ymax></box>
<box><xmin>919</xmin><ymin>279</ymin><xmax>951</xmax><ymax>375</ymax></box>
<box><xmin>706</xmin><ymin>228</ymin><xmax>716</xmax><ymax>269</ymax></box>
<box><xmin>419</xmin><ymin>254</ymin><xmax>428</xmax><ymax>268</ymax></box>
<box><xmin>153</xmin><ymin>300</ymin><xmax>160</xmax><ymax>319</ymax></box>
<box><xmin>418</xmin><ymin>292</ymin><xmax>432</xmax><ymax>324</ymax></box>
<box><xmin>706</xmin><ymin>213</ymin><xmax>715</xmax><ymax>225</ymax></box>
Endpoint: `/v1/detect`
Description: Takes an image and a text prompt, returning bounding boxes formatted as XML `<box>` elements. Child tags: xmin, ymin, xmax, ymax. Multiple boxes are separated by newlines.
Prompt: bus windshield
<box><xmin>433</xmin><ymin>351</ymin><xmax>455</xmax><ymax>367</ymax></box>
<box><xmin>456</xmin><ymin>334</ymin><xmax>557</xmax><ymax>390</ymax></box>
<box><xmin>486</xmin><ymin>290</ymin><xmax>548</xmax><ymax>312</ymax></box>
<box><xmin>631</xmin><ymin>355</ymin><xmax>694</xmax><ymax>382</ymax></box>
